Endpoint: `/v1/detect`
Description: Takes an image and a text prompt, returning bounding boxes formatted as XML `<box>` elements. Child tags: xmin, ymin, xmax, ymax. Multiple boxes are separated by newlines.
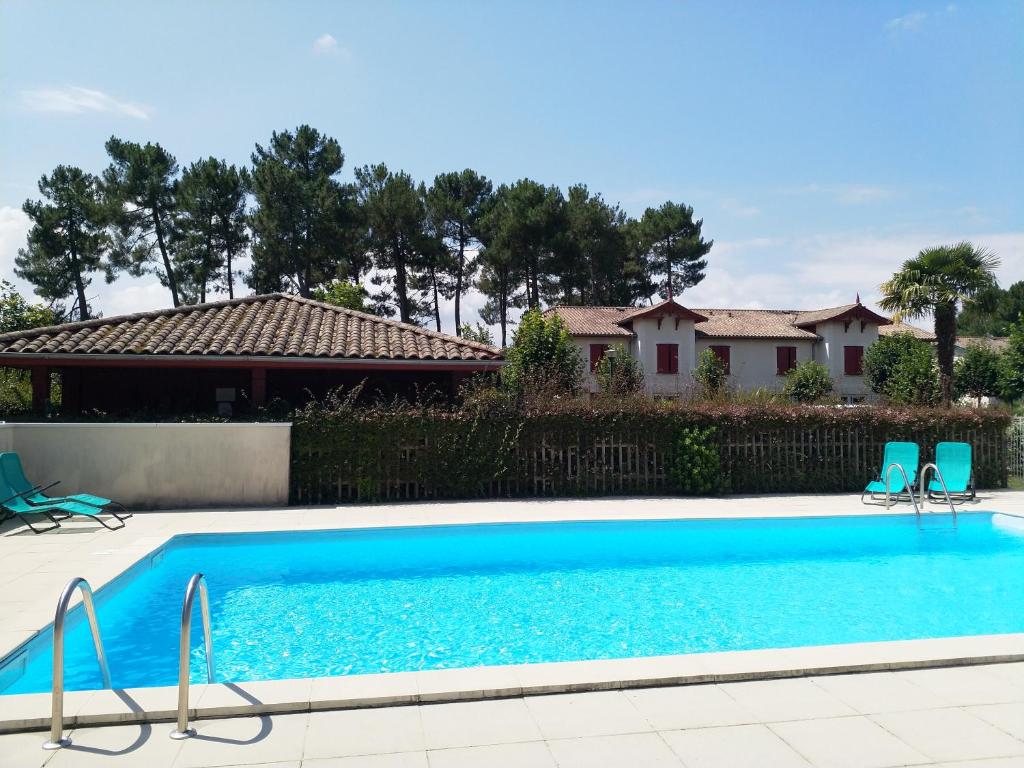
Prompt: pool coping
<box><xmin>1</xmin><ymin>632</ymin><xmax>1023</xmax><ymax>734</ymax></box>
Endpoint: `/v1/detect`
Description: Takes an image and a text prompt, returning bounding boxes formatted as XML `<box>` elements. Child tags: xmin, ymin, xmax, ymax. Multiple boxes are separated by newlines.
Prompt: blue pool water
<box><xmin>3</xmin><ymin>512</ymin><xmax>1024</xmax><ymax>694</ymax></box>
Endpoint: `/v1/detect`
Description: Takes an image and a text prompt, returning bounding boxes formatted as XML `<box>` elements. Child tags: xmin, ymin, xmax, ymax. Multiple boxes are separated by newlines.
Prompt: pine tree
<box><xmin>637</xmin><ymin>202</ymin><xmax>712</xmax><ymax>299</ymax></box>
<box><xmin>248</xmin><ymin>125</ymin><xmax>360</xmax><ymax>296</ymax></box>
<box><xmin>16</xmin><ymin>165</ymin><xmax>113</xmax><ymax>320</ymax></box>
<box><xmin>103</xmin><ymin>137</ymin><xmax>183</xmax><ymax>306</ymax></box>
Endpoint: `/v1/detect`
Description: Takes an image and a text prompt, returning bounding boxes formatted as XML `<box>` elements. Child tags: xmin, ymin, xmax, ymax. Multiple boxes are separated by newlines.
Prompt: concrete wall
<box><xmin>695</xmin><ymin>338</ymin><xmax>817</xmax><ymax>391</ymax></box>
<box><xmin>0</xmin><ymin>422</ymin><xmax>292</xmax><ymax>509</ymax></box>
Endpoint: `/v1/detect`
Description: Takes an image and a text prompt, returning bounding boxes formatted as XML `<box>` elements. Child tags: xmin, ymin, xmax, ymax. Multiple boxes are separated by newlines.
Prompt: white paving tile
<box><xmin>898</xmin><ymin>666</ymin><xmax>1024</xmax><ymax>707</ymax></box>
<box><xmin>966</xmin><ymin>702</ymin><xmax>1024</xmax><ymax>741</ymax></box>
<box><xmin>624</xmin><ymin>684</ymin><xmax>758</xmax><ymax>730</ymax></box>
<box><xmin>172</xmin><ymin>712</ymin><xmax>309</xmax><ymax>768</ymax></box>
<box><xmin>546</xmin><ymin>733</ymin><xmax>682</xmax><ymax>767</ymax></box>
<box><xmin>426</xmin><ymin>740</ymin><xmax>556</xmax><ymax>768</ymax></box>
<box><xmin>660</xmin><ymin>723</ymin><xmax>812</xmax><ymax>767</ymax></box>
<box><xmin>719</xmin><ymin>677</ymin><xmax>857</xmax><ymax>722</ymax></box>
<box><xmin>419</xmin><ymin>698</ymin><xmax>541</xmax><ymax>750</ymax></box>
<box><xmin>303</xmin><ymin>706</ymin><xmax>425</xmax><ymax>759</ymax></box>
<box><xmin>769</xmin><ymin>714</ymin><xmax>931</xmax><ymax>767</ymax></box>
<box><xmin>870</xmin><ymin>708</ymin><xmax>1024</xmax><ymax>763</ymax></box>
<box><xmin>304</xmin><ymin>754</ymin><xmax>429</xmax><ymax>768</ymax></box>
<box><xmin>524</xmin><ymin>691</ymin><xmax>652</xmax><ymax>740</ymax></box>
<box><xmin>810</xmin><ymin>671</ymin><xmax>952</xmax><ymax>714</ymax></box>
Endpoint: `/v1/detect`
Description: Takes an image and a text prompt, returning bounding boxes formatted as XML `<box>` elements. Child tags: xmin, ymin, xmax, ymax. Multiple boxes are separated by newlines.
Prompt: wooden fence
<box><xmin>290</xmin><ymin>414</ymin><xmax>1009</xmax><ymax>504</ymax></box>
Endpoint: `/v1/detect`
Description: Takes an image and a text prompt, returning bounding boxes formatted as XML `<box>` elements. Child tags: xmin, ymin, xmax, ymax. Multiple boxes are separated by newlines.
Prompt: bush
<box><xmin>458</xmin><ymin>322</ymin><xmax>495</xmax><ymax>345</ymax></box>
<box><xmin>669</xmin><ymin>425</ymin><xmax>720</xmax><ymax>493</ymax></box>
<box><xmin>595</xmin><ymin>345</ymin><xmax>644</xmax><ymax>395</ymax></box>
<box><xmin>864</xmin><ymin>333</ymin><xmax>940</xmax><ymax>405</ymax></box>
<box><xmin>693</xmin><ymin>349</ymin><xmax>726</xmax><ymax>398</ymax></box>
<box><xmin>502</xmin><ymin>309</ymin><xmax>581</xmax><ymax>395</ymax></box>
<box><xmin>999</xmin><ymin>321</ymin><xmax>1024</xmax><ymax>402</ymax></box>
<box><xmin>955</xmin><ymin>344</ymin><xmax>1002</xmax><ymax>405</ymax></box>
<box><xmin>784</xmin><ymin>361</ymin><xmax>833</xmax><ymax>403</ymax></box>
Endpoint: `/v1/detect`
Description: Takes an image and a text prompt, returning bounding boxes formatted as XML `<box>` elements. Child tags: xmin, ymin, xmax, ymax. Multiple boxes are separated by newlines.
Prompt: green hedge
<box><xmin>290</xmin><ymin>400</ymin><xmax>1011</xmax><ymax>504</ymax></box>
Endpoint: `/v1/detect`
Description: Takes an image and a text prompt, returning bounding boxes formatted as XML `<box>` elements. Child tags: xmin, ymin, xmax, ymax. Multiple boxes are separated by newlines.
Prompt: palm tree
<box><xmin>879</xmin><ymin>242</ymin><xmax>999</xmax><ymax>406</ymax></box>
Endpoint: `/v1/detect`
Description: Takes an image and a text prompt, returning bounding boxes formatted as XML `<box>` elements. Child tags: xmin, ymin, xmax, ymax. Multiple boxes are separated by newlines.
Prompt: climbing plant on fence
<box><xmin>289</xmin><ymin>397</ymin><xmax>1011</xmax><ymax>504</ymax></box>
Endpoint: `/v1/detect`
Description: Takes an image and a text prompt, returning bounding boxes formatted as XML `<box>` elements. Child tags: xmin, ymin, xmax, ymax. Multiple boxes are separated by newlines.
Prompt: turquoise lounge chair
<box><xmin>0</xmin><ymin>453</ymin><xmax>130</xmax><ymax>518</ymax></box>
<box><xmin>926</xmin><ymin>441</ymin><xmax>975</xmax><ymax>504</ymax></box>
<box><xmin>0</xmin><ymin>453</ymin><xmax>129</xmax><ymax>532</ymax></box>
<box><xmin>862</xmin><ymin>441</ymin><xmax>920</xmax><ymax>504</ymax></box>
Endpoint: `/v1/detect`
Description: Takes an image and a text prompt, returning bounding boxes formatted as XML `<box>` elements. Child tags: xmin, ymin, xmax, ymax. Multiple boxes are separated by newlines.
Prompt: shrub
<box><xmin>312</xmin><ymin>280</ymin><xmax>372</xmax><ymax>313</ymax></box>
<box><xmin>999</xmin><ymin>321</ymin><xmax>1024</xmax><ymax>402</ymax></box>
<box><xmin>669</xmin><ymin>425</ymin><xmax>720</xmax><ymax>494</ymax></box>
<box><xmin>458</xmin><ymin>322</ymin><xmax>495</xmax><ymax>345</ymax></box>
<box><xmin>595</xmin><ymin>344</ymin><xmax>644</xmax><ymax>395</ymax></box>
<box><xmin>501</xmin><ymin>309</ymin><xmax>581</xmax><ymax>395</ymax></box>
<box><xmin>783</xmin><ymin>361</ymin><xmax>833</xmax><ymax>403</ymax></box>
<box><xmin>954</xmin><ymin>344</ymin><xmax>1002</xmax><ymax>405</ymax></box>
<box><xmin>693</xmin><ymin>349</ymin><xmax>726</xmax><ymax>398</ymax></box>
<box><xmin>864</xmin><ymin>333</ymin><xmax>940</xmax><ymax>405</ymax></box>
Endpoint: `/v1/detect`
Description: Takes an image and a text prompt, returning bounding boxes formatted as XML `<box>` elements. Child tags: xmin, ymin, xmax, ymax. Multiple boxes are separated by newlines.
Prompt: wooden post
<box><xmin>31</xmin><ymin>366</ymin><xmax>50</xmax><ymax>414</ymax></box>
<box><xmin>62</xmin><ymin>368</ymin><xmax>81</xmax><ymax>415</ymax></box>
<box><xmin>251</xmin><ymin>368</ymin><xmax>267</xmax><ymax>409</ymax></box>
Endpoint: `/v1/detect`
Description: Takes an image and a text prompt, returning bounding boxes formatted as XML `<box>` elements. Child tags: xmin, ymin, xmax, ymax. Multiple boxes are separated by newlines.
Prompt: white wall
<box><xmin>0</xmin><ymin>422</ymin><xmax>292</xmax><ymax>509</ymax></box>
<box><xmin>695</xmin><ymin>339</ymin><xmax>816</xmax><ymax>391</ymax></box>
<box><xmin>816</xmin><ymin>320</ymin><xmax>880</xmax><ymax>398</ymax></box>
<box><xmin>632</xmin><ymin>317</ymin><xmax>697</xmax><ymax>396</ymax></box>
<box><xmin>571</xmin><ymin>335</ymin><xmax>634</xmax><ymax>393</ymax></box>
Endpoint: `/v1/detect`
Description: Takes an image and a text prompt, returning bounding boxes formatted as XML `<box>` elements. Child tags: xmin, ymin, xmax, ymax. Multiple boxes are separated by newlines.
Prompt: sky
<box><xmin>1</xmin><ymin>0</ymin><xmax>1022</xmax><ymax>336</ymax></box>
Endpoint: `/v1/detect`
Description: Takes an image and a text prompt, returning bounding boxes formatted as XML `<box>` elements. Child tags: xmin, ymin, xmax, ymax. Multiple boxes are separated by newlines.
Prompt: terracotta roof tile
<box><xmin>0</xmin><ymin>294</ymin><xmax>502</xmax><ymax>362</ymax></box>
<box><xmin>695</xmin><ymin>309</ymin><xmax>819</xmax><ymax>339</ymax></box>
<box><xmin>879</xmin><ymin>321</ymin><xmax>936</xmax><ymax>341</ymax></box>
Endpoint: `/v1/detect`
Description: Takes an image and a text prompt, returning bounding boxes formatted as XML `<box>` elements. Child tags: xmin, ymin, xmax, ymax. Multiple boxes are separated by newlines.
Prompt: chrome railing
<box><xmin>42</xmin><ymin>578</ymin><xmax>111</xmax><ymax>750</ymax></box>
<box><xmin>170</xmin><ymin>573</ymin><xmax>215</xmax><ymax>739</ymax></box>
<box><xmin>884</xmin><ymin>463</ymin><xmax>920</xmax><ymax>516</ymax></box>
<box><xmin>920</xmin><ymin>462</ymin><xmax>958</xmax><ymax>520</ymax></box>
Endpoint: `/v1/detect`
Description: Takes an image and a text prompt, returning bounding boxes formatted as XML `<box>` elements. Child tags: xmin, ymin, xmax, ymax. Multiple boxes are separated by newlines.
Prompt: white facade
<box><xmin>560</xmin><ymin>300</ymin><xmax>892</xmax><ymax>400</ymax></box>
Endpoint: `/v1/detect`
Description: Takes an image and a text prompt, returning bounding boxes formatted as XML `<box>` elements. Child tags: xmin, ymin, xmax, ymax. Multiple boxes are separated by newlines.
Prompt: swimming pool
<box><xmin>2</xmin><ymin>512</ymin><xmax>1024</xmax><ymax>695</ymax></box>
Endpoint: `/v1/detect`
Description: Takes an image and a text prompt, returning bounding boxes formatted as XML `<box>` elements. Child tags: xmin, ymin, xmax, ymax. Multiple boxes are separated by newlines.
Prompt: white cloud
<box><xmin>779</xmin><ymin>183</ymin><xmax>898</xmax><ymax>206</ymax></box>
<box><xmin>312</xmin><ymin>33</ymin><xmax>350</xmax><ymax>58</ymax></box>
<box><xmin>19</xmin><ymin>86</ymin><xmax>152</xmax><ymax>120</ymax></box>
<box><xmin>0</xmin><ymin>206</ymin><xmax>33</xmax><ymax>293</ymax></box>
<box><xmin>885</xmin><ymin>11</ymin><xmax>928</xmax><ymax>31</ymax></box>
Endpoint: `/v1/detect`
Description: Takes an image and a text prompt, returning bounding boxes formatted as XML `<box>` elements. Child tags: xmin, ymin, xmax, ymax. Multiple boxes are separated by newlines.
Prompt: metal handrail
<box><xmin>170</xmin><ymin>573</ymin><xmax>215</xmax><ymax>739</ymax></box>
<box><xmin>42</xmin><ymin>578</ymin><xmax>111</xmax><ymax>750</ymax></box>
<box><xmin>884</xmin><ymin>463</ymin><xmax>920</xmax><ymax>516</ymax></box>
<box><xmin>920</xmin><ymin>462</ymin><xmax>958</xmax><ymax>520</ymax></box>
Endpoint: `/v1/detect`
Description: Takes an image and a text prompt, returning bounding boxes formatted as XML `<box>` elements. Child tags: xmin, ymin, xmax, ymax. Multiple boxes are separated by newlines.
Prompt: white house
<box><xmin>548</xmin><ymin>298</ymin><xmax>934</xmax><ymax>401</ymax></box>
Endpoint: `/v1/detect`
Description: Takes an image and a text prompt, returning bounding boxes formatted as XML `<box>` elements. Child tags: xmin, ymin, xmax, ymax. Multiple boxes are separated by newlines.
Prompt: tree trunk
<box><xmin>454</xmin><ymin>224</ymin><xmax>465</xmax><ymax>335</ymax></box>
<box><xmin>935</xmin><ymin>301</ymin><xmax>957</xmax><ymax>407</ymax></box>
<box><xmin>394</xmin><ymin>249</ymin><xmax>410</xmax><ymax>323</ymax></box>
<box><xmin>152</xmin><ymin>210</ymin><xmax>179</xmax><ymax>307</ymax></box>
<box><xmin>226</xmin><ymin>247</ymin><xmax>234</xmax><ymax>299</ymax></box>
<box><xmin>431</xmin><ymin>267</ymin><xmax>441</xmax><ymax>332</ymax></box>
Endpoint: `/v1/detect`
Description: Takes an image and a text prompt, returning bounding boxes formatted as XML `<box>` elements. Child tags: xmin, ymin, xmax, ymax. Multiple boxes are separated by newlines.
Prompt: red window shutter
<box><xmin>777</xmin><ymin>346</ymin><xmax>797</xmax><ymax>375</ymax></box>
<box><xmin>711</xmin><ymin>345</ymin><xmax>731</xmax><ymax>374</ymax></box>
<box><xmin>656</xmin><ymin>343</ymin><xmax>677</xmax><ymax>374</ymax></box>
<box><xmin>844</xmin><ymin>346</ymin><xmax>864</xmax><ymax>375</ymax></box>
<box><xmin>669</xmin><ymin>344</ymin><xmax>679</xmax><ymax>374</ymax></box>
<box><xmin>589</xmin><ymin>344</ymin><xmax>608</xmax><ymax>373</ymax></box>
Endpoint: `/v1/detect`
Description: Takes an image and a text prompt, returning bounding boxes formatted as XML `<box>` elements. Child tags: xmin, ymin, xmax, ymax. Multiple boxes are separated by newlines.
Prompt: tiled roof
<box><xmin>879</xmin><ymin>321</ymin><xmax>936</xmax><ymax>341</ymax></box>
<box><xmin>545</xmin><ymin>306</ymin><xmax>635</xmax><ymax>337</ymax></box>
<box><xmin>794</xmin><ymin>303</ymin><xmax>891</xmax><ymax>328</ymax></box>
<box><xmin>0</xmin><ymin>294</ymin><xmax>502</xmax><ymax>361</ymax></box>
<box><xmin>957</xmin><ymin>335</ymin><xmax>1009</xmax><ymax>352</ymax></box>
<box><xmin>694</xmin><ymin>309</ymin><xmax>820</xmax><ymax>339</ymax></box>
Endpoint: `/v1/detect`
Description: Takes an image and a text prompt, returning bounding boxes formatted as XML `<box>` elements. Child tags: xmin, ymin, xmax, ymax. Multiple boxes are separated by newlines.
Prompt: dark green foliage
<box><xmin>0</xmin><ymin>282</ymin><xmax>57</xmax><ymax>413</ymax></box>
<box><xmin>863</xmin><ymin>333</ymin><xmax>939</xmax><ymax>405</ymax></box>
<box><xmin>954</xmin><ymin>344</ymin><xmax>1002</xmax><ymax>404</ymax></box>
<box><xmin>670</xmin><ymin>425</ymin><xmax>720</xmax><ymax>493</ymax></box>
<box><xmin>595</xmin><ymin>344</ymin><xmax>644</xmax><ymax>395</ymax></box>
<box><xmin>501</xmin><ymin>309</ymin><xmax>581</xmax><ymax>394</ymax></box>
<box><xmin>175</xmin><ymin>157</ymin><xmax>250</xmax><ymax>302</ymax></box>
<box><xmin>290</xmin><ymin>399</ymin><xmax>1010</xmax><ymax>503</ymax></box>
<box><xmin>355</xmin><ymin>163</ymin><xmax>438</xmax><ymax>323</ymax></box>
<box><xmin>783</xmin><ymin>361</ymin><xmax>834</xmax><ymax>403</ymax></box>
<box><xmin>16</xmin><ymin>166</ymin><xmax>113</xmax><ymax>321</ymax></box>
<box><xmin>458</xmin><ymin>322</ymin><xmax>494</xmax><ymax>345</ymax></box>
<box><xmin>249</xmin><ymin>125</ymin><xmax>361</xmax><ymax>297</ymax></box>
<box><xmin>637</xmin><ymin>202</ymin><xmax>712</xmax><ymax>299</ymax></box>
<box><xmin>312</xmin><ymin>280</ymin><xmax>372</xmax><ymax>313</ymax></box>
<box><xmin>998</xmin><ymin>321</ymin><xmax>1024</xmax><ymax>402</ymax></box>
<box><xmin>957</xmin><ymin>281</ymin><xmax>1024</xmax><ymax>336</ymax></box>
<box><xmin>103</xmin><ymin>137</ymin><xmax>183</xmax><ymax>306</ymax></box>
<box><xmin>693</xmin><ymin>348</ymin><xmax>727</xmax><ymax>398</ymax></box>
<box><xmin>425</xmin><ymin>170</ymin><xmax>493</xmax><ymax>333</ymax></box>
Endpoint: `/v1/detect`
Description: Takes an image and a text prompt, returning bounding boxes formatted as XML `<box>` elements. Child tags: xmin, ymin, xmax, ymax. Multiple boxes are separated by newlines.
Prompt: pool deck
<box><xmin>2</xmin><ymin>492</ymin><xmax>1024</xmax><ymax>765</ymax></box>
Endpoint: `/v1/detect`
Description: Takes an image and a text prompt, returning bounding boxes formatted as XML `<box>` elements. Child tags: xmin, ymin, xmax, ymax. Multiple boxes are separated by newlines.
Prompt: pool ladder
<box><xmin>42</xmin><ymin>572</ymin><xmax>215</xmax><ymax>750</ymax></box>
<box><xmin>883</xmin><ymin>463</ymin><xmax>957</xmax><ymax>520</ymax></box>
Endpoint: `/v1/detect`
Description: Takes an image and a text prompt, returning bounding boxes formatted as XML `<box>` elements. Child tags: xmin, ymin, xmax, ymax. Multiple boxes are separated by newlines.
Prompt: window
<box><xmin>589</xmin><ymin>344</ymin><xmax>610</xmax><ymax>373</ymax></box>
<box><xmin>776</xmin><ymin>346</ymin><xmax>798</xmax><ymax>375</ymax></box>
<box><xmin>709</xmin><ymin>345</ymin><xmax>731</xmax><ymax>374</ymax></box>
<box><xmin>656</xmin><ymin>343</ymin><xmax>679</xmax><ymax>374</ymax></box>
<box><xmin>844</xmin><ymin>345</ymin><xmax>865</xmax><ymax>375</ymax></box>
